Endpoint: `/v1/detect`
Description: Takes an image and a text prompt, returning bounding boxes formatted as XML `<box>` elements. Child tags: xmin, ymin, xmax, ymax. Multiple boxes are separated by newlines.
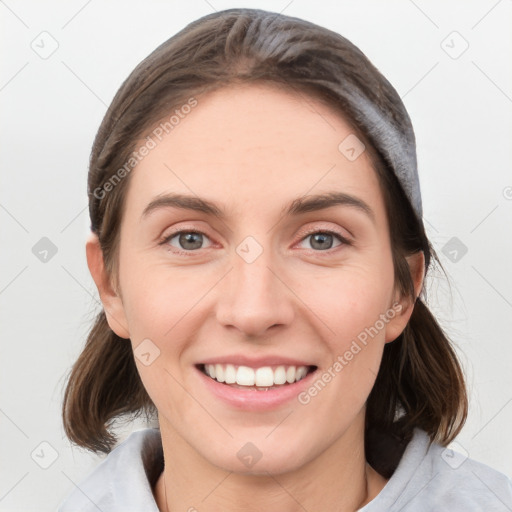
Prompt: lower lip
<box><xmin>195</xmin><ymin>366</ymin><xmax>317</xmax><ymax>411</ymax></box>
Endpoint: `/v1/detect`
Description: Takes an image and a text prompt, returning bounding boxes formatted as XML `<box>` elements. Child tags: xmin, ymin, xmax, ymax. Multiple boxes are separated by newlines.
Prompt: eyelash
<box><xmin>158</xmin><ymin>227</ymin><xmax>352</xmax><ymax>257</ymax></box>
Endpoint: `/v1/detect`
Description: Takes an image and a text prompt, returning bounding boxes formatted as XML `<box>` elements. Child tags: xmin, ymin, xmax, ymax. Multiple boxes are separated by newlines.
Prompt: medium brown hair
<box><xmin>62</xmin><ymin>8</ymin><xmax>467</xmax><ymax>473</ymax></box>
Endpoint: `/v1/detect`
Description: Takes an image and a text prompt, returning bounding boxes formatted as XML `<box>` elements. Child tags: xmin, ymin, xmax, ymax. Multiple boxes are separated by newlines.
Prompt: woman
<box><xmin>58</xmin><ymin>8</ymin><xmax>512</xmax><ymax>511</ymax></box>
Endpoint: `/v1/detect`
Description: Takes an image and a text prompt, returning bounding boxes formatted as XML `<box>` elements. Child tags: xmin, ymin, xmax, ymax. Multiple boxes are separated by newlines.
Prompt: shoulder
<box><xmin>362</xmin><ymin>429</ymin><xmax>512</xmax><ymax>511</ymax></box>
<box><xmin>58</xmin><ymin>428</ymin><xmax>163</xmax><ymax>512</ymax></box>
<box><xmin>421</xmin><ymin>435</ymin><xmax>512</xmax><ymax>510</ymax></box>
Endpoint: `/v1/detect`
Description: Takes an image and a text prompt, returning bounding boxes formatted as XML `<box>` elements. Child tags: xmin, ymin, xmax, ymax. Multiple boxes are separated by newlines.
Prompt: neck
<box><xmin>154</xmin><ymin>414</ymin><xmax>388</xmax><ymax>512</ymax></box>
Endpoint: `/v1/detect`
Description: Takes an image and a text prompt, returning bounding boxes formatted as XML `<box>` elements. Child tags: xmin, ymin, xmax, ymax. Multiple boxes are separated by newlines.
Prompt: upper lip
<box><xmin>197</xmin><ymin>355</ymin><xmax>317</xmax><ymax>368</ymax></box>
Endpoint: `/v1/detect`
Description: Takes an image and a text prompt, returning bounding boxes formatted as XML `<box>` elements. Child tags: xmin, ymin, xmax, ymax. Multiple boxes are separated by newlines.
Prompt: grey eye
<box><xmin>299</xmin><ymin>232</ymin><xmax>344</xmax><ymax>251</ymax></box>
<box><xmin>167</xmin><ymin>231</ymin><xmax>211</xmax><ymax>251</ymax></box>
<box><xmin>308</xmin><ymin>233</ymin><xmax>335</xmax><ymax>250</ymax></box>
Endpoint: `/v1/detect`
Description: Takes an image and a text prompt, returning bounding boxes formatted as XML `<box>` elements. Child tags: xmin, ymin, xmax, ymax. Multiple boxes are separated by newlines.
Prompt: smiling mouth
<box><xmin>197</xmin><ymin>363</ymin><xmax>318</xmax><ymax>391</ymax></box>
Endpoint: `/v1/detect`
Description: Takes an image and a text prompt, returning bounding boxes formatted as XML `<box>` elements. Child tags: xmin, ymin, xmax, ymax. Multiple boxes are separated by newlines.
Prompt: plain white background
<box><xmin>1</xmin><ymin>1</ymin><xmax>511</xmax><ymax>510</ymax></box>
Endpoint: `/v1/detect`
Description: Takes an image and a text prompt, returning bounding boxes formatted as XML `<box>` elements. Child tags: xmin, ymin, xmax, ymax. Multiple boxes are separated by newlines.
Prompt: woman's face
<box><xmin>95</xmin><ymin>83</ymin><xmax>418</xmax><ymax>475</ymax></box>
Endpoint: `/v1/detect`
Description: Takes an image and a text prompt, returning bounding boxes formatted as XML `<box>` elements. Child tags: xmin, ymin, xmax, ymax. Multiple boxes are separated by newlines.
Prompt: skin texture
<box><xmin>87</xmin><ymin>83</ymin><xmax>424</xmax><ymax>511</ymax></box>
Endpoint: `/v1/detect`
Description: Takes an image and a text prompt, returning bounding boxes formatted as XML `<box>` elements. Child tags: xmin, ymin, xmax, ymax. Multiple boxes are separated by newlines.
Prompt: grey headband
<box><xmin>347</xmin><ymin>90</ymin><xmax>423</xmax><ymax>220</ymax></box>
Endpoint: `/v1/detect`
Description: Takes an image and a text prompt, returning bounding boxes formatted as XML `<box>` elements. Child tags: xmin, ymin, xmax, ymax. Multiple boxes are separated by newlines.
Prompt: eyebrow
<box><xmin>141</xmin><ymin>191</ymin><xmax>375</xmax><ymax>223</ymax></box>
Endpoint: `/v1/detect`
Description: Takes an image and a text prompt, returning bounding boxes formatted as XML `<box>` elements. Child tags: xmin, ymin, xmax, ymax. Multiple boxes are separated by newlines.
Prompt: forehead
<box><xmin>124</xmin><ymin>83</ymin><xmax>385</xmax><ymax>223</ymax></box>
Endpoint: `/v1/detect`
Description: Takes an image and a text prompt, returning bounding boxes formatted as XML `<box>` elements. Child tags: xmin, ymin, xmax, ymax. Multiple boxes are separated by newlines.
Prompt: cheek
<box><xmin>119</xmin><ymin>261</ymin><xmax>211</xmax><ymax>406</ymax></box>
<box><xmin>120</xmin><ymin>259</ymin><xmax>199</xmax><ymax>340</ymax></box>
<box><xmin>122</xmin><ymin>264</ymin><xmax>197</xmax><ymax>417</ymax></box>
<box><xmin>297</xmin><ymin>260</ymin><xmax>395</xmax><ymax>400</ymax></box>
<box><xmin>301</xmin><ymin>259</ymin><xmax>395</xmax><ymax>342</ymax></box>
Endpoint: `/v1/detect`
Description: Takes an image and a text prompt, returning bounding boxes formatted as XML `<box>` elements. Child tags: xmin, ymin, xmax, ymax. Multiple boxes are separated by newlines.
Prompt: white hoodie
<box><xmin>58</xmin><ymin>427</ymin><xmax>512</xmax><ymax>511</ymax></box>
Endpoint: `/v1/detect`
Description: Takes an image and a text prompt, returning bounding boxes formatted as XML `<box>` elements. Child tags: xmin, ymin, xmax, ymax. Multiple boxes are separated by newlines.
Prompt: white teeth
<box><xmin>236</xmin><ymin>366</ymin><xmax>255</xmax><ymax>386</ymax></box>
<box><xmin>255</xmin><ymin>367</ymin><xmax>274</xmax><ymax>387</ymax></box>
<box><xmin>215</xmin><ymin>364</ymin><xmax>225</xmax><ymax>383</ymax></box>
<box><xmin>296</xmin><ymin>366</ymin><xmax>308</xmax><ymax>380</ymax></box>
<box><xmin>224</xmin><ymin>364</ymin><xmax>236</xmax><ymax>384</ymax></box>
<box><xmin>202</xmin><ymin>363</ymin><xmax>312</xmax><ymax>387</ymax></box>
<box><xmin>274</xmin><ymin>365</ymin><xmax>287</xmax><ymax>385</ymax></box>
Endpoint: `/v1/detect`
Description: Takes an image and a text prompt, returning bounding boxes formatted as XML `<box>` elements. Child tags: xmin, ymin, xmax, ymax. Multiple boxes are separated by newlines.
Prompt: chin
<box><xmin>202</xmin><ymin>434</ymin><xmax>314</xmax><ymax>476</ymax></box>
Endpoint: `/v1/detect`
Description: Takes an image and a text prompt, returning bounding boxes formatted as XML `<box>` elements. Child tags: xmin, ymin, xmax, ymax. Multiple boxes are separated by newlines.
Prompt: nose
<box><xmin>215</xmin><ymin>242</ymin><xmax>295</xmax><ymax>338</ymax></box>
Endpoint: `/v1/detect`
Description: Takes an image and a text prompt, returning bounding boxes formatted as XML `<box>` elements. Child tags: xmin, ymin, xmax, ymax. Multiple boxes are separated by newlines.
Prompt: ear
<box><xmin>86</xmin><ymin>231</ymin><xmax>130</xmax><ymax>339</ymax></box>
<box><xmin>384</xmin><ymin>250</ymin><xmax>425</xmax><ymax>343</ymax></box>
